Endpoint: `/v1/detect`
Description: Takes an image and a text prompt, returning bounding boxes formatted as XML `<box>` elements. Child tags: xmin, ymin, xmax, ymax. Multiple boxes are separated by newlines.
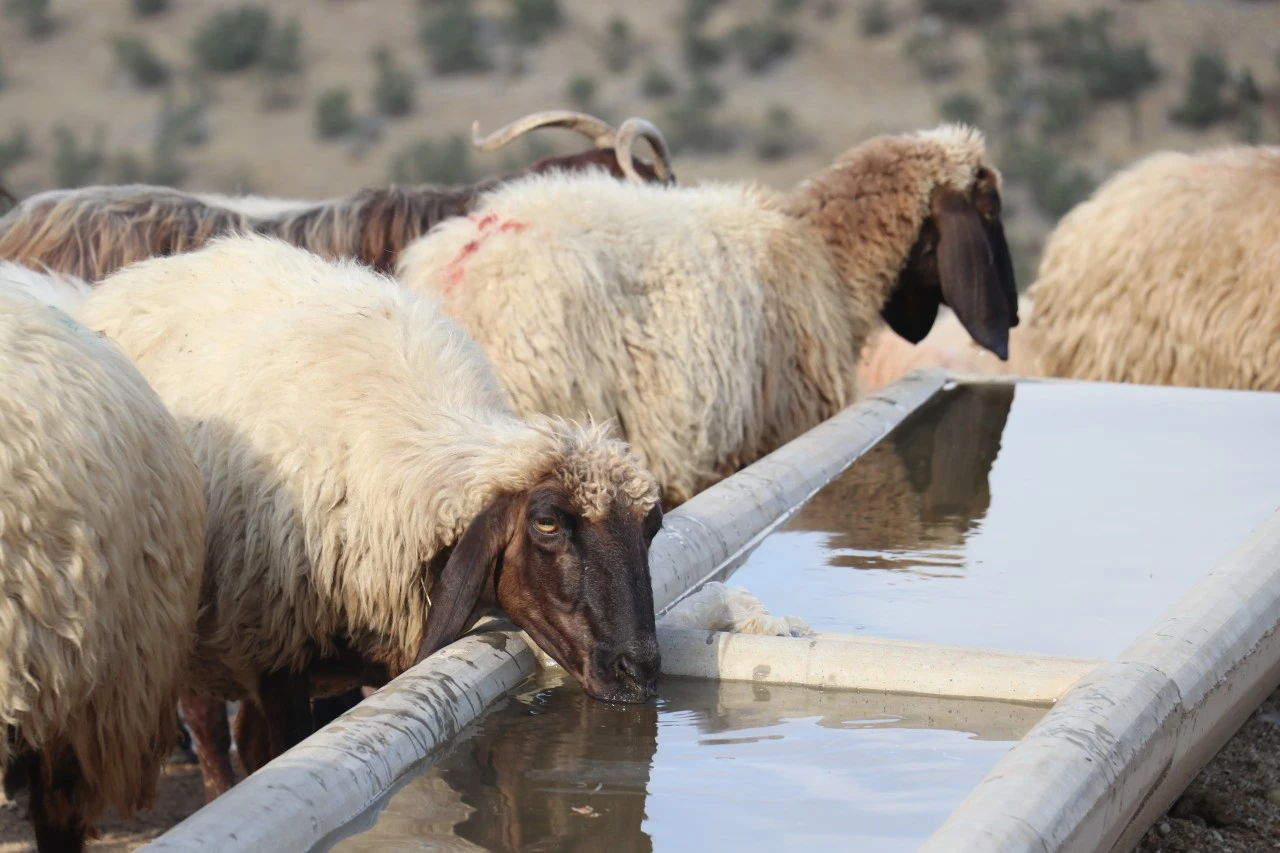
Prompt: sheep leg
<box><xmin>179</xmin><ymin>689</ymin><xmax>237</xmax><ymax>802</ymax></box>
<box><xmin>248</xmin><ymin>670</ymin><xmax>314</xmax><ymax>771</ymax></box>
<box><xmin>25</xmin><ymin>749</ymin><xmax>89</xmax><ymax>853</ymax></box>
<box><xmin>231</xmin><ymin>701</ymin><xmax>272</xmax><ymax>775</ymax></box>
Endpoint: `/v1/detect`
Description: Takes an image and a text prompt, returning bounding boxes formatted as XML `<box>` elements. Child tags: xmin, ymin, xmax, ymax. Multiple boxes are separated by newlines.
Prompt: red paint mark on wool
<box><xmin>439</xmin><ymin>219</ymin><xmax>526</xmax><ymax>292</ymax></box>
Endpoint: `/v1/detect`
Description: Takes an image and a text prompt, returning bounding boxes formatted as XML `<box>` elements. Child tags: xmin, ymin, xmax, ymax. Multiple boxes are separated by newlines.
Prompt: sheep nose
<box><xmin>613</xmin><ymin>648</ymin><xmax>660</xmax><ymax>693</ymax></box>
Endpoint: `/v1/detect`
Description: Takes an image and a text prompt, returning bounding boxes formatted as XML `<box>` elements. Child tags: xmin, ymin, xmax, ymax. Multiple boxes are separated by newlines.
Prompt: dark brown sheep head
<box><xmin>416</xmin><ymin>440</ymin><xmax>664</xmax><ymax>705</ymax></box>
<box><xmin>885</xmin><ymin>163</ymin><xmax>1020</xmax><ymax>360</ymax></box>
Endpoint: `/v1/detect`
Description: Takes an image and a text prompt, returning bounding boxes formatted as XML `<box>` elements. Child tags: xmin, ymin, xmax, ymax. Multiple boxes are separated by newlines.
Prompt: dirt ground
<box><xmin>2</xmin><ymin>688</ymin><xmax>1278</xmax><ymax>852</ymax></box>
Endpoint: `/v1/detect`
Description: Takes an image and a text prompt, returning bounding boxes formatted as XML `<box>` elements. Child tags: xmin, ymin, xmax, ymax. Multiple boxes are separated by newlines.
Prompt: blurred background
<box><xmin>1</xmin><ymin>0</ymin><xmax>1277</xmax><ymax>287</ymax></box>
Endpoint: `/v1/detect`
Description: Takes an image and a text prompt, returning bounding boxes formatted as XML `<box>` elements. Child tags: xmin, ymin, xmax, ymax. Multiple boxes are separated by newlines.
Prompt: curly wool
<box><xmin>397</xmin><ymin>124</ymin><xmax>998</xmax><ymax>506</ymax></box>
<box><xmin>74</xmin><ymin>234</ymin><xmax>658</xmax><ymax>694</ymax></box>
<box><xmin>1025</xmin><ymin>144</ymin><xmax>1280</xmax><ymax>391</ymax></box>
<box><xmin>0</xmin><ymin>279</ymin><xmax>205</xmax><ymax>824</ymax></box>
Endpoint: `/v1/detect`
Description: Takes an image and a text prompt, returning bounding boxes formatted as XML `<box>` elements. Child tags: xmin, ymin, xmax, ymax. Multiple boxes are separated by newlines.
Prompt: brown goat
<box><xmin>0</xmin><ymin>110</ymin><xmax>674</xmax><ymax>281</ymax></box>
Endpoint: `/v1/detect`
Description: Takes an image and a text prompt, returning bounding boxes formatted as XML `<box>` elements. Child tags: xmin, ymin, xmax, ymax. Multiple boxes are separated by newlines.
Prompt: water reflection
<box><xmin>725</xmin><ymin>380</ymin><xmax>1280</xmax><ymax>658</ymax></box>
<box><xmin>327</xmin><ymin>674</ymin><xmax>1039</xmax><ymax>853</ymax></box>
<box><xmin>788</xmin><ymin>384</ymin><xmax>1015</xmax><ymax>572</ymax></box>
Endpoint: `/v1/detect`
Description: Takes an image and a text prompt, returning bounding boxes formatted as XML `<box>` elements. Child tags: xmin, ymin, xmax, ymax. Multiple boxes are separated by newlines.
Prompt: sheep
<box><xmin>0</xmin><ymin>110</ymin><xmax>675</xmax><ymax>281</ymax></box>
<box><xmin>65</xmin><ymin>233</ymin><xmax>665</xmax><ymax>801</ymax></box>
<box><xmin>1019</xmin><ymin>143</ymin><xmax>1280</xmax><ymax>391</ymax></box>
<box><xmin>856</xmin><ymin>298</ymin><xmax>1037</xmax><ymax>395</ymax></box>
<box><xmin>0</xmin><ymin>272</ymin><xmax>205</xmax><ymax>852</ymax></box>
<box><xmin>395</xmin><ymin>123</ymin><xmax>1020</xmax><ymax>507</ymax></box>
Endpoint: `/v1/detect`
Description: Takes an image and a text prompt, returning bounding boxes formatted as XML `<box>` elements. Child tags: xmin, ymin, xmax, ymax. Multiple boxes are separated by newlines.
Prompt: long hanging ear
<box><xmin>935</xmin><ymin>191</ymin><xmax>1013</xmax><ymax>360</ymax></box>
<box><xmin>414</xmin><ymin>494</ymin><xmax>518</xmax><ymax>665</ymax></box>
<box><xmin>881</xmin><ymin>276</ymin><xmax>942</xmax><ymax>344</ymax></box>
<box><xmin>985</xmin><ymin>218</ymin><xmax>1020</xmax><ymax>328</ymax></box>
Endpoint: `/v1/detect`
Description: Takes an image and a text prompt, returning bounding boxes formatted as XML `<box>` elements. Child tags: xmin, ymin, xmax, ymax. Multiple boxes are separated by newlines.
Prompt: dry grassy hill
<box><xmin>2</xmin><ymin>0</ymin><xmax>1278</xmax><ymax>280</ymax></box>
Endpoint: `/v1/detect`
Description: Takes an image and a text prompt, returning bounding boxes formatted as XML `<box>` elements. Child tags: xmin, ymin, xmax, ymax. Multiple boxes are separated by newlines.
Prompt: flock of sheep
<box><xmin>0</xmin><ymin>104</ymin><xmax>1276</xmax><ymax>852</ymax></box>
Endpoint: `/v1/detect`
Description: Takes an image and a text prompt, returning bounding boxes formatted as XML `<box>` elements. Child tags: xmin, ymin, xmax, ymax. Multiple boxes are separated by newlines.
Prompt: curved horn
<box><xmin>614</xmin><ymin>118</ymin><xmax>676</xmax><ymax>184</ymax></box>
<box><xmin>471</xmin><ymin>110</ymin><xmax>619</xmax><ymax>153</ymax></box>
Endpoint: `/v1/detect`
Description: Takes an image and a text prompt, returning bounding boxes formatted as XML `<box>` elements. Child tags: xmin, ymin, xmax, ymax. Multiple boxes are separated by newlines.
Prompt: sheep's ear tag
<box><xmin>881</xmin><ymin>279</ymin><xmax>940</xmax><ymax>344</ymax></box>
<box><xmin>935</xmin><ymin>191</ymin><xmax>1012</xmax><ymax>361</ymax></box>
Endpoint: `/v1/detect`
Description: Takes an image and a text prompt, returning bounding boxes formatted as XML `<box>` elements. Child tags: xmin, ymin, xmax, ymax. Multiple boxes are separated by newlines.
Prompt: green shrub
<box><xmin>1029</xmin><ymin>10</ymin><xmax>1159</xmax><ymax>103</ymax></box>
<box><xmin>661</xmin><ymin>83</ymin><xmax>736</xmax><ymax>154</ymax></box>
<box><xmin>939</xmin><ymin>91</ymin><xmax>984</xmax><ymax>126</ymax></box>
<box><xmin>816</xmin><ymin>0</ymin><xmax>839</xmax><ymax>19</ymax></box>
<box><xmin>0</xmin><ymin>127</ymin><xmax>30</xmax><ymax>181</ymax></box>
<box><xmin>905</xmin><ymin>24</ymin><xmax>960</xmax><ymax>80</ymax></box>
<box><xmin>640</xmin><ymin>63</ymin><xmax>676</xmax><ymax>98</ymax></box>
<box><xmin>1035</xmin><ymin>79</ymin><xmax>1087</xmax><ymax>136</ymax></box>
<box><xmin>131</xmin><ymin>0</ymin><xmax>168</xmax><ymax>17</ymax></box>
<box><xmin>732</xmin><ymin>18</ymin><xmax>797</xmax><ymax>74</ymax></box>
<box><xmin>860</xmin><ymin>0</ymin><xmax>892</xmax><ymax>36</ymax></box>
<box><xmin>1238</xmin><ymin>103</ymin><xmax>1262</xmax><ymax>143</ymax></box>
<box><xmin>1003</xmin><ymin>138</ymin><xmax>1095</xmax><ymax>219</ymax></box>
<box><xmin>565</xmin><ymin>74</ymin><xmax>597</xmax><ymax>110</ymax></box>
<box><xmin>1170</xmin><ymin>48</ymin><xmax>1234</xmax><ymax>128</ymax></box>
<box><xmin>420</xmin><ymin>0</ymin><xmax>491</xmax><ymax>74</ymax></box>
<box><xmin>373</xmin><ymin>47</ymin><xmax>414</xmax><ymax>117</ymax></box>
<box><xmin>602</xmin><ymin>15</ymin><xmax>633</xmax><ymax>74</ymax></box>
<box><xmin>774</xmin><ymin>0</ymin><xmax>804</xmax><ymax>13</ymax></box>
<box><xmin>510</xmin><ymin>0</ymin><xmax>562</xmax><ymax>45</ymax></box>
<box><xmin>262</xmin><ymin>19</ymin><xmax>302</xmax><ymax>77</ymax></box>
<box><xmin>315</xmin><ymin>88</ymin><xmax>354</xmax><ymax>140</ymax></box>
<box><xmin>389</xmin><ymin>134</ymin><xmax>476</xmax><ymax>184</ymax></box>
<box><xmin>682</xmin><ymin>22</ymin><xmax>727</xmax><ymax>72</ymax></box>
<box><xmin>753</xmin><ymin>103</ymin><xmax>800</xmax><ymax>160</ymax></box>
<box><xmin>111</xmin><ymin>35</ymin><xmax>169</xmax><ymax>88</ymax></box>
<box><xmin>684</xmin><ymin>0</ymin><xmax>724</xmax><ymax>27</ymax></box>
<box><xmin>5</xmin><ymin>0</ymin><xmax>53</xmax><ymax>37</ymax></box>
<box><xmin>919</xmin><ymin>0</ymin><xmax>1008</xmax><ymax>24</ymax></box>
<box><xmin>191</xmin><ymin>5</ymin><xmax>272</xmax><ymax>73</ymax></box>
<box><xmin>51</xmin><ymin>125</ymin><xmax>106</xmax><ymax>188</ymax></box>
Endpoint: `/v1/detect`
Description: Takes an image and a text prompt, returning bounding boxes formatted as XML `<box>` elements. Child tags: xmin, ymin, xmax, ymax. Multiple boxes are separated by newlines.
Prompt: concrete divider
<box><xmin>142</xmin><ymin>371</ymin><xmax>948</xmax><ymax>853</ymax></box>
<box><xmin>919</xmin><ymin>506</ymin><xmax>1280</xmax><ymax>853</ymax></box>
<box><xmin>658</xmin><ymin>627</ymin><xmax>1100</xmax><ymax>706</ymax></box>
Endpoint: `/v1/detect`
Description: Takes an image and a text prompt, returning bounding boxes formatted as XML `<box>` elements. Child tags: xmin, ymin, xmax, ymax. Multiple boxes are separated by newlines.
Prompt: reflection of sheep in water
<box><xmin>785</xmin><ymin>384</ymin><xmax>1015</xmax><ymax>570</ymax></box>
<box><xmin>333</xmin><ymin>672</ymin><xmax>658</xmax><ymax>853</ymax></box>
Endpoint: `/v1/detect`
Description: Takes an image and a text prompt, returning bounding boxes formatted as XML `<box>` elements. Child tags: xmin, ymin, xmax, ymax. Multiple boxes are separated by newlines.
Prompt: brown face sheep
<box><xmin>396</xmin><ymin>124</ymin><xmax>1019</xmax><ymax>507</ymax></box>
<box><xmin>0</xmin><ymin>110</ymin><xmax>674</xmax><ymax>281</ymax></box>
<box><xmin>62</xmin><ymin>234</ymin><xmax>663</xmax><ymax>800</ymax></box>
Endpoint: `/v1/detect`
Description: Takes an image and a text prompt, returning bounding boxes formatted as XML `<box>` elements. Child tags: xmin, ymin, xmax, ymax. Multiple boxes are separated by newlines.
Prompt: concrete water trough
<box><xmin>142</xmin><ymin>370</ymin><xmax>1280</xmax><ymax>852</ymax></box>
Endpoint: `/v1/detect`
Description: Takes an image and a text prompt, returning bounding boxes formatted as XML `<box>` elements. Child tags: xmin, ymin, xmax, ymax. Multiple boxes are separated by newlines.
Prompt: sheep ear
<box><xmin>881</xmin><ymin>277</ymin><xmax>942</xmax><ymax>344</ymax></box>
<box><xmin>985</xmin><ymin>218</ymin><xmax>1020</xmax><ymax>328</ymax></box>
<box><xmin>936</xmin><ymin>191</ymin><xmax>1014</xmax><ymax>360</ymax></box>
<box><xmin>414</xmin><ymin>495</ymin><xmax>517</xmax><ymax>666</ymax></box>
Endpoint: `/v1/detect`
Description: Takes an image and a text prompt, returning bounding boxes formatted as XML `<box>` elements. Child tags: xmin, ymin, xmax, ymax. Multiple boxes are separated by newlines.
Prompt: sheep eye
<box><xmin>533</xmin><ymin>517</ymin><xmax>559</xmax><ymax>534</ymax></box>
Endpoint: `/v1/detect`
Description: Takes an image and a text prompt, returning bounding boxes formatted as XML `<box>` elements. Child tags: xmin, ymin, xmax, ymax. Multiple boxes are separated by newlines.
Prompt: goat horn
<box><xmin>471</xmin><ymin>110</ymin><xmax>619</xmax><ymax>153</ymax></box>
<box><xmin>614</xmin><ymin>118</ymin><xmax>676</xmax><ymax>185</ymax></box>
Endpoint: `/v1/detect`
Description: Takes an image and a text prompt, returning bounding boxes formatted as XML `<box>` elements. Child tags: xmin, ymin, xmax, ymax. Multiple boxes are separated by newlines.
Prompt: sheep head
<box><xmin>888</xmin><ymin>162</ymin><xmax>1019</xmax><ymax>359</ymax></box>
<box><xmin>416</xmin><ymin>430</ymin><xmax>664</xmax><ymax>704</ymax></box>
<box><xmin>795</xmin><ymin>124</ymin><xmax>1019</xmax><ymax>361</ymax></box>
<box><xmin>472</xmin><ymin>110</ymin><xmax>676</xmax><ymax>185</ymax></box>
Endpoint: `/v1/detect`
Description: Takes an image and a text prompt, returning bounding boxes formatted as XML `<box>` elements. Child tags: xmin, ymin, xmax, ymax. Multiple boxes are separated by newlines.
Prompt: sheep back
<box><xmin>1026</xmin><ymin>145</ymin><xmax>1280</xmax><ymax>390</ymax></box>
<box><xmin>397</xmin><ymin>171</ymin><xmax>865</xmax><ymax>506</ymax></box>
<box><xmin>0</xmin><ymin>282</ymin><xmax>205</xmax><ymax>821</ymax></box>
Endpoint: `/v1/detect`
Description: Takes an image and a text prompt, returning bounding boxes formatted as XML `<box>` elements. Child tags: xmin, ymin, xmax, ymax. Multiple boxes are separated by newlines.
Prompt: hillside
<box><xmin>2</xmin><ymin>0</ymin><xmax>1278</xmax><ymax>281</ymax></box>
